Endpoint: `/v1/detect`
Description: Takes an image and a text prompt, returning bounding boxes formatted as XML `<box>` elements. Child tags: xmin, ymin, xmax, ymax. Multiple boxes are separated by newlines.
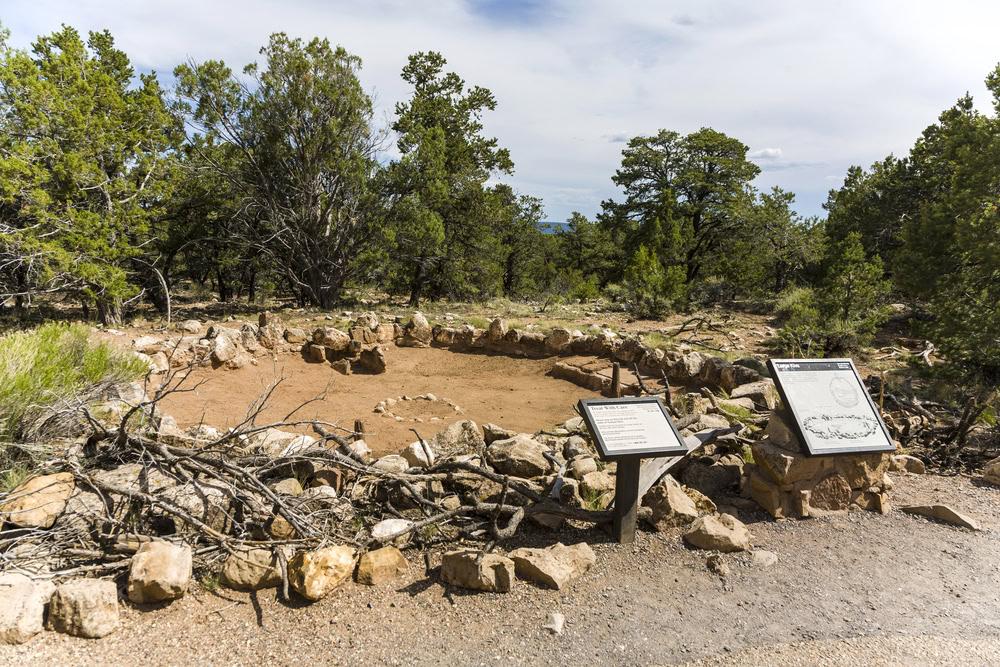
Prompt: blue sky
<box><xmin>4</xmin><ymin>0</ymin><xmax>1000</xmax><ymax>222</ymax></box>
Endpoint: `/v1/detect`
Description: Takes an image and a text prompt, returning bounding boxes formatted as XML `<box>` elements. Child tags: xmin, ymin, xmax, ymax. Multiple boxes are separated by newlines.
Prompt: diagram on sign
<box><xmin>768</xmin><ymin>358</ymin><xmax>895</xmax><ymax>456</ymax></box>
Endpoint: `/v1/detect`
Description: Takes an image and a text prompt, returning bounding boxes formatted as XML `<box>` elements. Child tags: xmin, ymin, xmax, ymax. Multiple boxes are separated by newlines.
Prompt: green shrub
<box><xmin>0</xmin><ymin>323</ymin><xmax>148</xmax><ymax>444</ymax></box>
<box><xmin>774</xmin><ymin>287</ymin><xmax>820</xmax><ymax>328</ymax></box>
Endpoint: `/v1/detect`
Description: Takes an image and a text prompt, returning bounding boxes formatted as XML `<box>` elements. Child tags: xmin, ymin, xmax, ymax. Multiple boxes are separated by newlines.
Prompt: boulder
<box><xmin>901</xmin><ymin>505</ymin><xmax>980</xmax><ymax>531</ymax></box>
<box><xmin>354</xmin><ymin>311</ymin><xmax>379</xmax><ymax>330</ymax></box>
<box><xmin>720</xmin><ymin>364</ymin><xmax>761</xmax><ymax>393</ymax></box>
<box><xmin>288</xmin><ymin>546</ymin><xmax>357</xmax><ymax>601</ymax></box>
<box><xmin>178</xmin><ymin>319</ymin><xmax>202</xmax><ymax>333</ymax></box>
<box><xmin>1</xmin><ymin>472</ymin><xmax>74</xmax><ymax>529</ymax></box>
<box><xmin>579</xmin><ymin>470</ymin><xmax>615</xmax><ymax>501</ymax></box>
<box><xmin>730</xmin><ymin>379</ymin><xmax>779</xmax><ymax>410</ymax></box>
<box><xmin>283</xmin><ymin>328</ymin><xmax>307</xmax><ymax>344</ymax></box>
<box><xmin>221</xmin><ymin>548</ymin><xmax>285</xmax><ymax>591</ymax></box>
<box><xmin>131</xmin><ymin>335</ymin><xmax>164</xmax><ymax>354</ymax></box>
<box><xmin>210</xmin><ymin>335</ymin><xmax>239</xmax><ymax>364</ymax></box>
<box><xmin>643</xmin><ymin>477</ymin><xmax>700</xmax><ymax>530</ymax></box>
<box><xmin>508</xmin><ymin>542</ymin><xmax>596</xmax><ymax>590</ymax></box>
<box><xmin>372</xmin><ymin>455</ymin><xmax>409</xmax><ymax>474</ymax></box>
<box><xmin>331</xmin><ymin>359</ymin><xmax>351</xmax><ymax>375</ymax></box>
<box><xmin>983</xmin><ymin>456</ymin><xmax>1000</xmax><ymax>487</ymax></box>
<box><xmin>248</xmin><ymin>428</ymin><xmax>300</xmax><ymax>457</ymax></box>
<box><xmin>683</xmin><ymin>514</ymin><xmax>752</xmax><ymax>552</ymax></box>
<box><xmin>313</xmin><ymin>327</ymin><xmax>351</xmax><ymax>352</ymax></box>
<box><xmin>486</xmin><ymin>435</ymin><xmax>552</xmax><ymax>478</ymax></box>
<box><xmin>752</xmin><ymin>439</ymin><xmax>830</xmax><ymax>486</ymax></box>
<box><xmin>488</xmin><ymin>318</ymin><xmax>508</xmax><ymax>342</ymax></box>
<box><xmin>47</xmin><ymin>579</ymin><xmax>119</xmax><ymax>638</ymax></box>
<box><xmin>891</xmin><ymin>454</ymin><xmax>926</xmax><ymax>474</ymax></box>
<box><xmin>440</xmin><ymin>550</ymin><xmax>515</xmax><ymax>593</ymax></box>
<box><xmin>670</xmin><ymin>352</ymin><xmax>706</xmax><ymax>381</ymax></box>
<box><xmin>680</xmin><ymin>460</ymin><xmax>739</xmax><ymax>498</ymax></box>
<box><xmin>127</xmin><ymin>541</ymin><xmax>192</xmax><ymax>603</ymax></box>
<box><xmin>148</xmin><ymin>351</ymin><xmax>169</xmax><ymax>374</ymax></box>
<box><xmin>483</xmin><ymin>423</ymin><xmax>518</xmax><ymax>445</ymax></box>
<box><xmin>698</xmin><ymin>357</ymin><xmax>730</xmax><ymax>388</ymax></box>
<box><xmin>764</xmin><ymin>409</ymin><xmax>804</xmax><ymax>453</ymax></box>
<box><xmin>273</xmin><ymin>478</ymin><xmax>304</xmax><ymax>496</ymax></box>
<box><xmin>0</xmin><ymin>576</ymin><xmax>55</xmax><ymax>644</ymax></box>
<box><xmin>544</xmin><ymin>328</ymin><xmax>573</xmax><ymax>353</ymax></box>
<box><xmin>400</xmin><ymin>441</ymin><xmax>435</xmax><ymax>468</ymax></box>
<box><xmin>807</xmin><ymin>473</ymin><xmax>852</xmax><ymax>513</ymax></box>
<box><xmin>356</xmin><ymin>547</ymin><xmax>408</xmax><ymax>585</ymax></box>
<box><xmin>375</xmin><ymin>323</ymin><xmax>396</xmax><ymax>343</ymax></box>
<box><xmin>563</xmin><ymin>435</ymin><xmax>590</xmax><ymax>459</ymax></box>
<box><xmin>569</xmin><ymin>457</ymin><xmax>598</xmax><ymax>480</ymax></box>
<box><xmin>359</xmin><ymin>345</ymin><xmax>387</xmax><ymax>373</ymax></box>
<box><xmin>429</xmin><ymin>419</ymin><xmax>484</xmax><ymax>457</ymax></box>
<box><xmin>399</xmin><ymin>312</ymin><xmax>432</xmax><ymax>348</ymax></box>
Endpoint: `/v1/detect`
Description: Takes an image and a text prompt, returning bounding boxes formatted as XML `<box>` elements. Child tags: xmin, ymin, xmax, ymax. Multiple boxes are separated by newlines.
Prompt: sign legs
<box><xmin>613</xmin><ymin>457</ymin><xmax>641</xmax><ymax>544</ymax></box>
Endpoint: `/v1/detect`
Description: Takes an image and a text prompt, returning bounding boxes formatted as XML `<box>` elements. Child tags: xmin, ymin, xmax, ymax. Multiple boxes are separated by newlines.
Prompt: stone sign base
<box><xmin>749</xmin><ymin>409</ymin><xmax>892</xmax><ymax>519</ymax></box>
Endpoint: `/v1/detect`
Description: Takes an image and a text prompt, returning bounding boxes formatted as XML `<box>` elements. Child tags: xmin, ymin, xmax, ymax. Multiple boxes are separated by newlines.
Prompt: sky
<box><xmin>4</xmin><ymin>0</ymin><xmax>1000</xmax><ymax>222</ymax></box>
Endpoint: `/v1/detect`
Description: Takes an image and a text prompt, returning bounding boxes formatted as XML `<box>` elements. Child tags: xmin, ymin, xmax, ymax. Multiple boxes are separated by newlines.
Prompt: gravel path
<box><xmin>2</xmin><ymin>473</ymin><xmax>998</xmax><ymax>666</ymax></box>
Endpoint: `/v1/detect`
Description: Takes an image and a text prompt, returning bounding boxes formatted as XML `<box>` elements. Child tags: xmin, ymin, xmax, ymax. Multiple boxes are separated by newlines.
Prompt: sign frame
<box><xmin>577</xmin><ymin>397</ymin><xmax>689</xmax><ymax>461</ymax></box>
<box><xmin>767</xmin><ymin>358</ymin><xmax>895</xmax><ymax>457</ymax></box>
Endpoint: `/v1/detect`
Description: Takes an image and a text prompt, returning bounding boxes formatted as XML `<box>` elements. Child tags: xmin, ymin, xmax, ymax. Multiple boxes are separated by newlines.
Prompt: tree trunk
<box><xmin>96</xmin><ymin>298</ymin><xmax>123</xmax><ymax>327</ymax></box>
<box><xmin>217</xmin><ymin>269</ymin><xmax>231</xmax><ymax>302</ymax></box>
<box><xmin>409</xmin><ymin>256</ymin><xmax>426</xmax><ymax>308</ymax></box>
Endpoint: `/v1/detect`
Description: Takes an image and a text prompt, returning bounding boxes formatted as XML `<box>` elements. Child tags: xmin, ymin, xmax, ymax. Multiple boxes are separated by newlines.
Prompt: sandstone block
<box><xmin>683</xmin><ymin>513</ymin><xmax>752</xmax><ymax>552</ymax></box>
<box><xmin>356</xmin><ymin>547</ymin><xmax>408</xmax><ymax>585</ymax></box>
<box><xmin>440</xmin><ymin>550</ymin><xmax>515</xmax><ymax>592</ymax></box>
<box><xmin>1</xmin><ymin>472</ymin><xmax>74</xmax><ymax>529</ymax></box>
<box><xmin>47</xmin><ymin>579</ymin><xmax>119</xmax><ymax>638</ymax></box>
<box><xmin>288</xmin><ymin>546</ymin><xmax>357</xmax><ymax>601</ymax></box>
<box><xmin>508</xmin><ymin>542</ymin><xmax>596</xmax><ymax>590</ymax></box>
<box><xmin>127</xmin><ymin>541</ymin><xmax>192</xmax><ymax>603</ymax></box>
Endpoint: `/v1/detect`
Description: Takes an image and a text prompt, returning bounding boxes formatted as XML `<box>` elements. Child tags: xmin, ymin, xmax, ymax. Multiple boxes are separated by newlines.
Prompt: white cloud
<box><xmin>4</xmin><ymin>0</ymin><xmax>1000</xmax><ymax>222</ymax></box>
<box><xmin>750</xmin><ymin>148</ymin><xmax>783</xmax><ymax>160</ymax></box>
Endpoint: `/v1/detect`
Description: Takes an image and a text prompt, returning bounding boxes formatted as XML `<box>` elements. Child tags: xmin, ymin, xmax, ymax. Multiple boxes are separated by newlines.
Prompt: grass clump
<box><xmin>0</xmin><ymin>323</ymin><xmax>148</xmax><ymax>445</ymax></box>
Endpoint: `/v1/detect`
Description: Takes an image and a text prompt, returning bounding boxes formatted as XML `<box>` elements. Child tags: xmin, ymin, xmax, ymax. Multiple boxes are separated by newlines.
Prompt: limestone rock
<box><xmin>273</xmin><ymin>478</ymin><xmax>304</xmax><ymax>496</ymax></box>
<box><xmin>891</xmin><ymin>454</ymin><xmax>926</xmax><ymax>474</ymax></box>
<box><xmin>731</xmin><ymin>379</ymin><xmax>779</xmax><ymax>410</ymax></box>
<box><xmin>807</xmin><ymin>473</ymin><xmax>852</xmax><ymax>513</ymax></box>
<box><xmin>356</xmin><ymin>547</ymin><xmax>408</xmax><ymax>585</ymax></box>
<box><xmin>562</xmin><ymin>435</ymin><xmax>590</xmax><ymax>459</ymax></box>
<box><xmin>248</xmin><ymin>428</ymin><xmax>299</xmax><ymax>457</ymax></box>
<box><xmin>751</xmin><ymin>550</ymin><xmax>779</xmax><ymax>568</ymax></box>
<box><xmin>210</xmin><ymin>334</ymin><xmax>239</xmax><ymax>364</ymax></box>
<box><xmin>266</xmin><ymin>514</ymin><xmax>296</xmax><ymax>540</ymax></box>
<box><xmin>1</xmin><ymin>472</ymin><xmax>74</xmax><ymax>529</ymax></box>
<box><xmin>127</xmin><ymin>541</ymin><xmax>192</xmax><ymax>603</ymax></box>
<box><xmin>371</xmin><ymin>518</ymin><xmax>414</xmax><ymax>547</ymax></box>
<box><xmin>579</xmin><ymin>470</ymin><xmax>616</xmax><ymax>502</ymax></box>
<box><xmin>429</xmin><ymin>419</ymin><xmax>484</xmax><ymax>457</ymax></box>
<box><xmin>372</xmin><ymin>455</ymin><xmax>409</xmax><ymax>473</ymax></box>
<box><xmin>359</xmin><ymin>345</ymin><xmax>387</xmax><ymax>373</ymax></box>
<box><xmin>313</xmin><ymin>327</ymin><xmax>351</xmax><ymax>352</ymax></box>
<box><xmin>178</xmin><ymin>319</ymin><xmax>202</xmax><ymax>333</ymax></box>
<box><xmin>148</xmin><ymin>351</ymin><xmax>169</xmax><ymax>374</ymax></box>
<box><xmin>983</xmin><ymin>456</ymin><xmax>1000</xmax><ymax>486</ymax></box>
<box><xmin>901</xmin><ymin>505</ymin><xmax>980</xmax><ymax>531</ymax></box>
<box><xmin>399</xmin><ymin>312</ymin><xmax>432</xmax><ymax>348</ymax></box>
<box><xmin>720</xmin><ymin>363</ymin><xmax>761</xmax><ymax>393</ymax></box>
<box><xmin>569</xmin><ymin>457</ymin><xmax>598</xmax><ymax>480</ymax></box>
<box><xmin>0</xmin><ymin>577</ymin><xmax>55</xmax><ymax>644</ymax></box>
<box><xmin>508</xmin><ymin>542</ymin><xmax>596</xmax><ymax>590</ymax></box>
<box><xmin>440</xmin><ymin>550</ymin><xmax>515</xmax><ymax>593</ymax></box>
<box><xmin>283</xmin><ymin>328</ymin><xmax>307</xmax><ymax>344</ymax></box>
<box><xmin>752</xmin><ymin>439</ymin><xmax>829</xmax><ymax>486</ymax></box>
<box><xmin>670</xmin><ymin>352</ymin><xmax>706</xmax><ymax>381</ymax></box>
<box><xmin>764</xmin><ymin>409</ymin><xmax>804</xmax><ymax>453</ymax></box>
<box><xmin>836</xmin><ymin>453</ymin><xmax>890</xmax><ymax>489</ymax></box>
<box><xmin>331</xmin><ymin>359</ymin><xmax>352</xmax><ymax>375</ymax></box>
<box><xmin>697</xmin><ymin>413</ymin><xmax>731</xmax><ymax>430</ymax></box>
<box><xmin>400</xmin><ymin>441</ymin><xmax>435</xmax><ymax>468</ymax></box>
<box><xmin>683</xmin><ymin>513</ymin><xmax>752</xmax><ymax>552</ymax></box>
<box><xmin>544</xmin><ymin>328</ymin><xmax>573</xmax><ymax>353</ymax></box>
<box><xmin>47</xmin><ymin>579</ymin><xmax>119</xmax><ymax>638</ymax></box>
<box><xmin>483</xmin><ymin>423</ymin><xmax>518</xmax><ymax>445</ymax></box>
<box><xmin>488</xmin><ymin>318</ymin><xmax>508</xmax><ymax>342</ymax></box>
<box><xmin>288</xmin><ymin>546</ymin><xmax>357</xmax><ymax>601</ymax></box>
<box><xmin>375</xmin><ymin>323</ymin><xmax>396</xmax><ymax>343</ymax></box>
<box><xmin>643</xmin><ymin>477</ymin><xmax>700</xmax><ymax>530</ymax></box>
<box><xmin>680</xmin><ymin>460</ymin><xmax>739</xmax><ymax>498</ymax></box>
<box><xmin>486</xmin><ymin>435</ymin><xmax>552</xmax><ymax>478</ymax></box>
<box><xmin>221</xmin><ymin>548</ymin><xmax>284</xmax><ymax>591</ymax></box>
<box><xmin>354</xmin><ymin>311</ymin><xmax>379</xmax><ymax>330</ymax></box>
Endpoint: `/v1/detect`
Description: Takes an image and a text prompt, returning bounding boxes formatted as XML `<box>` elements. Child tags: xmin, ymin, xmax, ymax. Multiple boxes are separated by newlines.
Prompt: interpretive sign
<box><xmin>767</xmin><ymin>358</ymin><xmax>895</xmax><ymax>457</ymax></box>
<box><xmin>577</xmin><ymin>397</ymin><xmax>690</xmax><ymax>545</ymax></box>
<box><xmin>577</xmin><ymin>397</ymin><xmax>688</xmax><ymax>460</ymax></box>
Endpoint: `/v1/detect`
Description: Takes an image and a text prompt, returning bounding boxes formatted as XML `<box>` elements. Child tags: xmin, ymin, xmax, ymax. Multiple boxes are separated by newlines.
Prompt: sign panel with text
<box><xmin>767</xmin><ymin>358</ymin><xmax>895</xmax><ymax>457</ymax></box>
<box><xmin>577</xmin><ymin>397</ymin><xmax>688</xmax><ymax>460</ymax></box>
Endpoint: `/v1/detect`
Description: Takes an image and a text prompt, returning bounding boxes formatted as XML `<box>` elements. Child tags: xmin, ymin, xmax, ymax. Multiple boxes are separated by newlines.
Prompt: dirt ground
<box><xmin>157</xmin><ymin>346</ymin><xmax>605</xmax><ymax>456</ymax></box>
<box><xmin>2</xmin><ymin>473</ymin><xmax>998</xmax><ymax>666</ymax></box>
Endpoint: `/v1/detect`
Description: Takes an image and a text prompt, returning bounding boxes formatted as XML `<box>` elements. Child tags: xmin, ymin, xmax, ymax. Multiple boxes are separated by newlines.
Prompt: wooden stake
<box><xmin>353</xmin><ymin>419</ymin><xmax>364</xmax><ymax>442</ymax></box>
<box><xmin>613</xmin><ymin>457</ymin><xmax>641</xmax><ymax>544</ymax></box>
<box><xmin>612</xmin><ymin>362</ymin><xmax>621</xmax><ymax>398</ymax></box>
